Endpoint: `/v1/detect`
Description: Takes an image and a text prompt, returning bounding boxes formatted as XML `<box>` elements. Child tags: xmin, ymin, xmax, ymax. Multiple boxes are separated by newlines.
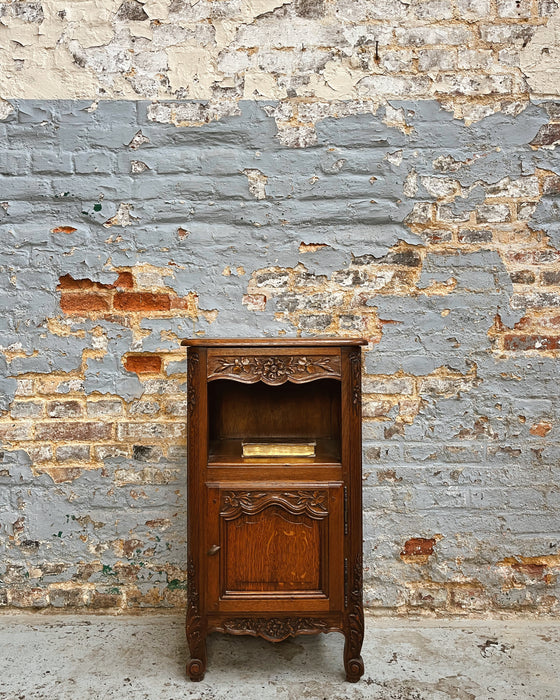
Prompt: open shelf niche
<box><xmin>207</xmin><ymin>378</ymin><xmax>342</xmax><ymax>466</ymax></box>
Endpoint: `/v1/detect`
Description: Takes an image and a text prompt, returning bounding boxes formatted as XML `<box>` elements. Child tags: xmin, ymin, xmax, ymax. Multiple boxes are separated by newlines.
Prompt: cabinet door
<box><xmin>206</xmin><ymin>483</ymin><xmax>344</xmax><ymax>613</ymax></box>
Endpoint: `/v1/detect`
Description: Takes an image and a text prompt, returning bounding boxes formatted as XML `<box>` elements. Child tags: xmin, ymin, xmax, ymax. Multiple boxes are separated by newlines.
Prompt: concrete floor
<box><xmin>0</xmin><ymin>614</ymin><xmax>557</xmax><ymax>700</ymax></box>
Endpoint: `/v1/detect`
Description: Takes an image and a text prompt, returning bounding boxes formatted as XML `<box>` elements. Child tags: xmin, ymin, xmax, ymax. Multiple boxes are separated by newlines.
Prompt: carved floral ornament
<box><xmin>217</xmin><ymin>617</ymin><xmax>333</xmax><ymax>642</ymax></box>
<box><xmin>207</xmin><ymin>354</ymin><xmax>341</xmax><ymax>385</ymax></box>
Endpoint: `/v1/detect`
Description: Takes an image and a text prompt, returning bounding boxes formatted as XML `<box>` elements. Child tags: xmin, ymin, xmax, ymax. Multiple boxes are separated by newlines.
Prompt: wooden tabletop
<box><xmin>181</xmin><ymin>337</ymin><xmax>368</xmax><ymax>347</ymax></box>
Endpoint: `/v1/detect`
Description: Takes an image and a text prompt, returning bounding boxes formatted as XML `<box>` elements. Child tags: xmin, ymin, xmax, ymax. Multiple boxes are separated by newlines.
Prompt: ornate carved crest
<box><xmin>220</xmin><ymin>490</ymin><xmax>329</xmax><ymax>519</ymax></box>
<box><xmin>207</xmin><ymin>354</ymin><xmax>341</xmax><ymax>385</ymax></box>
<box><xmin>217</xmin><ymin>617</ymin><xmax>332</xmax><ymax>642</ymax></box>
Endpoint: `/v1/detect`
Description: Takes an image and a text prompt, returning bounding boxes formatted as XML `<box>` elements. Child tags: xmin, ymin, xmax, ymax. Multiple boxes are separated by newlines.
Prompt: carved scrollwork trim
<box><xmin>216</xmin><ymin>617</ymin><xmax>333</xmax><ymax>642</ymax></box>
<box><xmin>186</xmin><ymin>556</ymin><xmax>202</xmax><ymax>646</ymax></box>
<box><xmin>186</xmin><ymin>349</ymin><xmax>199</xmax><ymax>417</ymax></box>
<box><xmin>348</xmin><ymin>350</ymin><xmax>361</xmax><ymax>416</ymax></box>
<box><xmin>348</xmin><ymin>552</ymin><xmax>364</xmax><ymax>650</ymax></box>
<box><xmin>220</xmin><ymin>490</ymin><xmax>329</xmax><ymax>520</ymax></box>
<box><xmin>207</xmin><ymin>354</ymin><xmax>341</xmax><ymax>385</ymax></box>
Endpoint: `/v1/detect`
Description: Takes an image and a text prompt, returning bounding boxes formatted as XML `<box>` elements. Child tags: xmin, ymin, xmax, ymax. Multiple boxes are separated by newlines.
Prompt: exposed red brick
<box><xmin>126</xmin><ymin>587</ymin><xmax>163</xmax><ymax>607</ymax></box>
<box><xmin>58</xmin><ymin>274</ymin><xmax>96</xmax><ymax>291</ymax></box>
<box><xmin>511</xmin><ymin>315</ymin><xmax>533</xmax><ymax>331</ymax></box>
<box><xmin>51</xmin><ymin>226</ymin><xmax>77</xmax><ymax>234</ymax></box>
<box><xmin>531</xmin><ymin>123</ymin><xmax>560</xmax><ymax>147</ymax></box>
<box><xmin>124</xmin><ymin>355</ymin><xmax>162</xmax><ymax>374</ymax></box>
<box><xmin>503</xmin><ymin>334</ymin><xmax>560</xmax><ymax>351</ymax></box>
<box><xmin>421</xmin><ymin>228</ymin><xmax>452</xmax><ymax>244</ymax></box>
<box><xmin>510</xmin><ymin>314</ymin><xmax>560</xmax><ymax>332</ymax></box>
<box><xmin>35</xmin><ymin>422</ymin><xmax>113</xmax><ymax>441</ymax></box>
<box><xmin>506</xmin><ymin>250</ymin><xmax>560</xmax><ymax>265</ymax></box>
<box><xmin>177</xmin><ymin>227</ymin><xmax>189</xmax><ymax>239</ymax></box>
<box><xmin>114</xmin><ymin>292</ymin><xmax>170</xmax><ymax>312</ymax></box>
<box><xmin>497</xmin><ymin>554</ymin><xmax>560</xmax><ymax>577</ymax></box>
<box><xmin>530</xmin><ymin>421</ymin><xmax>553</xmax><ymax>437</ymax></box>
<box><xmin>242</xmin><ymin>293</ymin><xmax>267</xmax><ymax>311</ymax></box>
<box><xmin>112</xmin><ymin>271</ymin><xmax>134</xmax><ymax>288</ymax></box>
<box><xmin>169</xmin><ymin>293</ymin><xmax>198</xmax><ymax>312</ymax></box>
<box><xmin>512</xmin><ymin>563</ymin><xmax>546</xmax><ymax>578</ymax></box>
<box><xmin>60</xmin><ymin>292</ymin><xmax>111</xmax><ymax>313</ymax></box>
<box><xmin>402</xmin><ymin>537</ymin><xmax>437</xmax><ymax>557</ymax></box>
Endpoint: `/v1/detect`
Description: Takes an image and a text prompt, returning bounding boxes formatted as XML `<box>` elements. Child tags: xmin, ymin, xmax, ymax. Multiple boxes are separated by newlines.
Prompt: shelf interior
<box><xmin>207</xmin><ymin>378</ymin><xmax>342</xmax><ymax>465</ymax></box>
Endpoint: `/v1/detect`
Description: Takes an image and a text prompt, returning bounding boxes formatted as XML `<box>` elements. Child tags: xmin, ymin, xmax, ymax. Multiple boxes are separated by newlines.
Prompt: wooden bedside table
<box><xmin>181</xmin><ymin>338</ymin><xmax>366</xmax><ymax>682</ymax></box>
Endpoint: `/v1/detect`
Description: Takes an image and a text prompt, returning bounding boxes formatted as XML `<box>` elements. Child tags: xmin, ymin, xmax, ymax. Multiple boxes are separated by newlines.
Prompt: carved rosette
<box><xmin>218</xmin><ymin>617</ymin><xmax>331</xmax><ymax>642</ymax></box>
<box><xmin>207</xmin><ymin>354</ymin><xmax>341</xmax><ymax>385</ymax></box>
<box><xmin>348</xmin><ymin>350</ymin><xmax>361</xmax><ymax>416</ymax></box>
<box><xmin>220</xmin><ymin>490</ymin><xmax>329</xmax><ymax>520</ymax></box>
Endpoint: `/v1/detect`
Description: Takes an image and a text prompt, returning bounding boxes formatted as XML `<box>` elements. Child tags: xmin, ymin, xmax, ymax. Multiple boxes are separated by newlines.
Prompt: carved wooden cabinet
<box><xmin>181</xmin><ymin>338</ymin><xmax>366</xmax><ymax>682</ymax></box>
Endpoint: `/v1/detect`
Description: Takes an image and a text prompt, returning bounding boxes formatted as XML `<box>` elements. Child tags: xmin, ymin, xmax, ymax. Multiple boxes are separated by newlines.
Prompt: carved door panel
<box><xmin>206</xmin><ymin>484</ymin><xmax>344</xmax><ymax>613</ymax></box>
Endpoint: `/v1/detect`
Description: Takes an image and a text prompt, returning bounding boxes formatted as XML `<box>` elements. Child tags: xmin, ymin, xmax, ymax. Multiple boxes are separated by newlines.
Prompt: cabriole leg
<box><xmin>186</xmin><ymin>631</ymin><xmax>207</xmax><ymax>682</ymax></box>
<box><xmin>186</xmin><ymin>554</ymin><xmax>206</xmax><ymax>681</ymax></box>
<box><xmin>343</xmin><ymin>629</ymin><xmax>364</xmax><ymax>683</ymax></box>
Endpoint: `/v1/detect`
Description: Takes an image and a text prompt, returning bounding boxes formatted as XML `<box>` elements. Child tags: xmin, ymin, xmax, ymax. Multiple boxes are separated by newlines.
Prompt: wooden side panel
<box><xmin>341</xmin><ymin>346</ymin><xmax>365</xmax><ymax>682</ymax></box>
<box><xmin>186</xmin><ymin>346</ymin><xmax>208</xmax><ymax>682</ymax></box>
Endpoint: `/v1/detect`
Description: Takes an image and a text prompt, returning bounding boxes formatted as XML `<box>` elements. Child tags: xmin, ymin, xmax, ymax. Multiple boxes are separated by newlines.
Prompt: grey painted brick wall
<box><xmin>0</xmin><ymin>99</ymin><xmax>559</xmax><ymax>613</ymax></box>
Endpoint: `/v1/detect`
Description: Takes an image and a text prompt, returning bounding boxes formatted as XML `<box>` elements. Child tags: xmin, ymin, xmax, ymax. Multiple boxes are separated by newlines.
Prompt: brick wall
<box><xmin>0</xmin><ymin>98</ymin><xmax>559</xmax><ymax>613</ymax></box>
<box><xmin>1</xmin><ymin>0</ymin><xmax>560</xmax><ymax>615</ymax></box>
<box><xmin>0</xmin><ymin>0</ymin><xmax>557</xmax><ymax>118</ymax></box>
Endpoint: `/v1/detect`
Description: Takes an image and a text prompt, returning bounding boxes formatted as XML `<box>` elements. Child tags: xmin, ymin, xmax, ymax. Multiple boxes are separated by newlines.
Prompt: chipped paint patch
<box><xmin>520</xmin><ymin>9</ymin><xmax>560</xmax><ymax>97</ymax></box>
<box><xmin>242</xmin><ymin>168</ymin><xmax>268</xmax><ymax>200</ymax></box>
